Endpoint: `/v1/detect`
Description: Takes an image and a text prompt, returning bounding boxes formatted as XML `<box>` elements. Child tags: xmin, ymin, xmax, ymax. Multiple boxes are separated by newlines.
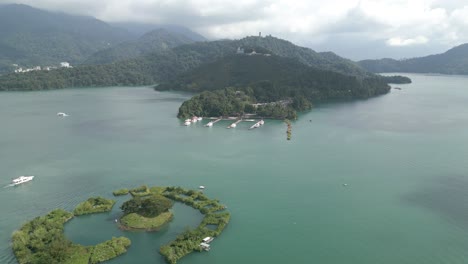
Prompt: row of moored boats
<box><xmin>184</xmin><ymin>116</ymin><xmax>203</xmax><ymax>126</ymax></box>
<box><xmin>184</xmin><ymin>116</ymin><xmax>265</xmax><ymax>129</ymax></box>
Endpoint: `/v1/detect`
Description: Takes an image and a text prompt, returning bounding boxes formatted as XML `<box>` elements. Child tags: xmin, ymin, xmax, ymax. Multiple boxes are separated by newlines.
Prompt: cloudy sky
<box><xmin>1</xmin><ymin>0</ymin><xmax>468</xmax><ymax>60</ymax></box>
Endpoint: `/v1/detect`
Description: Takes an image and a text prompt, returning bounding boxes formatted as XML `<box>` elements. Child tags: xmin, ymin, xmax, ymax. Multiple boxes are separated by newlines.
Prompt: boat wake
<box><xmin>3</xmin><ymin>184</ymin><xmax>14</xmax><ymax>188</ymax></box>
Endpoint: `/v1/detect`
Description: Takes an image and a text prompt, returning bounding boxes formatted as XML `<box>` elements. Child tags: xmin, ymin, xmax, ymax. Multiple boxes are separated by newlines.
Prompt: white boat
<box><xmin>259</xmin><ymin>120</ymin><xmax>265</xmax><ymax>125</ymax></box>
<box><xmin>185</xmin><ymin>119</ymin><xmax>191</xmax><ymax>122</ymax></box>
<box><xmin>57</xmin><ymin>112</ymin><xmax>69</xmax><ymax>117</ymax></box>
<box><xmin>197</xmin><ymin>117</ymin><xmax>203</xmax><ymax>121</ymax></box>
<box><xmin>206</xmin><ymin>122</ymin><xmax>213</xmax><ymax>127</ymax></box>
<box><xmin>200</xmin><ymin>242</ymin><xmax>211</xmax><ymax>251</ymax></box>
<box><xmin>199</xmin><ymin>185</ymin><xmax>205</xmax><ymax>189</ymax></box>
<box><xmin>184</xmin><ymin>121</ymin><xmax>191</xmax><ymax>126</ymax></box>
<box><xmin>202</xmin><ymin>237</ymin><xmax>214</xmax><ymax>243</ymax></box>
<box><xmin>12</xmin><ymin>176</ymin><xmax>34</xmax><ymax>186</ymax></box>
<box><xmin>228</xmin><ymin>123</ymin><xmax>237</xmax><ymax>128</ymax></box>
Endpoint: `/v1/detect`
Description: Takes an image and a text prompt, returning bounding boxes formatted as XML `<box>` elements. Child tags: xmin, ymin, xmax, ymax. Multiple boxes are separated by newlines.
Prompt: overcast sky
<box><xmin>1</xmin><ymin>0</ymin><xmax>467</xmax><ymax>60</ymax></box>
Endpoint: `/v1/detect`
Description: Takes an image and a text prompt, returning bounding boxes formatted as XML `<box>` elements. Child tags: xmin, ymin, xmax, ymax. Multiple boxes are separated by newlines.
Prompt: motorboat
<box><xmin>184</xmin><ymin>121</ymin><xmax>191</xmax><ymax>126</ymax></box>
<box><xmin>202</xmin><ymin>237</ymin><xmax>214</xmax><ymax>243</ymax></box>
<box><xmin>205</xmin><ymin>122</ymin><xmax>213</xmax><ymax>127</ymax></box>
<box><xmin>12</xmin><ymin>176</ymin><xmax>34</xmax><ymax>186</ymax></box>
<box><xmin>57</xmin><ymin>112</ymin><xmax>69</xmax><ymax>117</ymax></box>
<box><xmin>259</xmin><ymin>120</ymin><xmax>265</xmax><ymax>125</ymax></box>
<box><xmin>199</xmin><ymin>186</ymin><xmax>205</xmax><ymax>189</ymax></box>
<box><xmin>197</xmin><ymin>117</ymin><xmax>203</xmax><ymax>121</ymax></box>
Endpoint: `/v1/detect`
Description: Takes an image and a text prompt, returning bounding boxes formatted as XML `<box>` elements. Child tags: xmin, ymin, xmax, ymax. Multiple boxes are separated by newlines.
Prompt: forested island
<box><xmin>12</xmin><ymin>185</ymin><xmax>230</xmax><ymax>264</ymax></box>
<box><xmin>119</xmin><ymin>186</ymin><xmax>174</xmax><ymax>231</ymax></box>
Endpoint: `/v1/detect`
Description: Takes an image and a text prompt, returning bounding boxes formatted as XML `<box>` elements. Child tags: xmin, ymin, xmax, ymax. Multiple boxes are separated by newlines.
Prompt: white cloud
<box><xmin>1</xmin><ymin>0</ymin><xmax>468</xmax><ymax>58</ymax></box>
<box><xmin>387</xmin><ymin>36</ymin><xmax>429</xmax><ymax>46</ymax></box>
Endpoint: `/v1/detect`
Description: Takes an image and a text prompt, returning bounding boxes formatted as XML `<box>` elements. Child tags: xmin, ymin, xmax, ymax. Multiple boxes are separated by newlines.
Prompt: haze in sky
<box><xmin>1</xmin><ymin>0</ymin><xmax>467</xmax><ymax>60</ymax></box>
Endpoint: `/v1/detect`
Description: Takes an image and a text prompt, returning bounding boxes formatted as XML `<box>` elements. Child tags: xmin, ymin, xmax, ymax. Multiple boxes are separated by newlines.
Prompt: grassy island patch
<box><xmin>73</xmin><ymin>197</ymin><xmax>116</xmax><ymax>216</ymax></box>
<box><xmin>129</xmin><ymin>185</ymin><xmax>151</xmax><ymax>197</ymax></box>
<box><xmin>112</xmin><ymin>188</ymin><xmax>129</xmax><ymax>196</ymax></box>
<box><xmin>120</xmin><ymin>212</ymin><xmax>173</xmax><ymax>231</ymax></box>
<box><xmin>119</xmin><ymin>193</ymin><xmax>174</xmax><ymax>230</ymax></box>
<box><xmin>11</xmin><ymin>209</ymin><xmax>131</xmax><ymax>264</ymax></box>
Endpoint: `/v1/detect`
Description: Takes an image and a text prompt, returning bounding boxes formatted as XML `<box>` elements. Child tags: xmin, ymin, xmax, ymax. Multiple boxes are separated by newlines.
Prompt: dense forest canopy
<box><xmin>174</xmin><ymin>55</ymin><xmax>391</xmax><ymax>119</ymax></box>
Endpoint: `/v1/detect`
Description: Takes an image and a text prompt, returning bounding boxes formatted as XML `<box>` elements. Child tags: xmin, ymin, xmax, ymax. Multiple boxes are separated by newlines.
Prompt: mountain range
<box><xmin>0</xmin><ymin>4</ymin><xmax>205</xmax><ymax>74</ymax></box>
<box><xmin>358</xmin><ymin>44</ymin><xmax>468</xmax><ymax>74</ymax></box>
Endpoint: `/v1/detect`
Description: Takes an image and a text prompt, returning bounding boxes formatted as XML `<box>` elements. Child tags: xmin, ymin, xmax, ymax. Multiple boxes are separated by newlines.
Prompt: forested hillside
<box><xmin>0</xmin><ymin>4</ymin><xmax>132</xmax><ymax>74</ymax></box>
<box><xmin>172</xmin><ymin>55</ymin><xmax>390</xmax><ymax>119</ymax></box>
<box><xmin>0</xmin><ymin>35</ymin><xmax>376</xmax><ymax>90</ymax></box>
<box><xmin>84</xmin><ymin>29</ymin><xmax>198</xmax><ymax>64</ymax></box>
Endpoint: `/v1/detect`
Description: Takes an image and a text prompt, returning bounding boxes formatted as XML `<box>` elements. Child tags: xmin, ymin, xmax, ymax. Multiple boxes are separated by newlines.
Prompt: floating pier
<box><xmin>205</xmin><ymin>118</ymin><xmax>222</xmax><ymax>127</ymax></box>
<box><xmin>227</xmin><ymin>119</ymin><xmax>242</xmax><ymax>129</ymax></box>
<box><xmin>249</xmin><ymin>119</ymin><xmax>265</xmax><ymax>130</ymax></box>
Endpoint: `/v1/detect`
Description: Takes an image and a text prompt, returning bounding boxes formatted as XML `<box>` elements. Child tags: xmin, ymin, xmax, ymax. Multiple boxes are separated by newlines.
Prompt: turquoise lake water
<box><xmin>2</xmin><ymin>73</ymin><xmax>468</xmax><ymax>263</ymax></box>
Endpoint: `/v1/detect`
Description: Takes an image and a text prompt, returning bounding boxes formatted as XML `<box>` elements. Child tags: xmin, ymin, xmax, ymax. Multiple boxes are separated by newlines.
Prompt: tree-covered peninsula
<box><xmin>169</xmin><ymin>55</ymin><xmax>391</xmax><ymax>119</ymax></box>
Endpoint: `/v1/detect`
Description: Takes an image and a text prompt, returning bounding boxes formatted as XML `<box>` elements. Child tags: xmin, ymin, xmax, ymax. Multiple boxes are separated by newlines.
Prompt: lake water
<box><xmin>2</xmin><ymin>73</ymin><xmax>468</xmax><ymax>264</ymax></box>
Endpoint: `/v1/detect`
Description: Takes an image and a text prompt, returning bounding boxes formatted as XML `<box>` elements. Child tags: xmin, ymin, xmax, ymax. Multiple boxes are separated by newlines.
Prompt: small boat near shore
<box><xmin>12</xmin><ymin>176</ymin><xmax>34</xmax><ymax>186</ymax></box>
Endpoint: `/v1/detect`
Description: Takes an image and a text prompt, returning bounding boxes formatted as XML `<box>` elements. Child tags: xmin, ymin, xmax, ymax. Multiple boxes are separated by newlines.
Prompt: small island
<box><xmin>73</xmin><ymin>196</ymin><xmax>116</xmax><ymax>216</ymax></box>
<box><xmin>112</xmin><ymin>188</ymin><xmax>129</xmax><ymax>196</ymax></box>
<box><xmin>119</xmin><ymin>193</ymin><xmax>174</xmax><ymax>231</ymax></box>
<box><xmin>12</xmin><ymin>185</ymin><xmax>230</xmax><ymax>264</ymax></box>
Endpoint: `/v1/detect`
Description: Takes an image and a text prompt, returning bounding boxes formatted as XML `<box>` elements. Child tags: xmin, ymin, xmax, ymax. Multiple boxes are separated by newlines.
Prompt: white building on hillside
<box><xmin>60</xmin><ymin>62</ymin><xmax>72</xmax><ymax>68</ymax></box>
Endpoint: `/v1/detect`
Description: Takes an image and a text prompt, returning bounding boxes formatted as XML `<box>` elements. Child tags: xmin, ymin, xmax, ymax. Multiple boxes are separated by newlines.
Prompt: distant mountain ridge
<box><xmin>0</xmin><ymin>4</ymin><xmax>207</xmax><ymax>74</ymax></box>
<box><xmin>358</xmin><ymin>44</ymin><xmax>468</xmax><ymax>74</ymax></box>
<box><xmin>84</xmin><ymin>28</ymin><xmax>199</xmax><ymax>64</ymax></box>
<box><xmin>110</xmin><ymin>22</ymin><xmax>206</xmax><ymax>41</ymax></box>
<box><xmin>0</xmin><ymin>4</ymin><xmax>133</xmax><ymax>74</ymax></box>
